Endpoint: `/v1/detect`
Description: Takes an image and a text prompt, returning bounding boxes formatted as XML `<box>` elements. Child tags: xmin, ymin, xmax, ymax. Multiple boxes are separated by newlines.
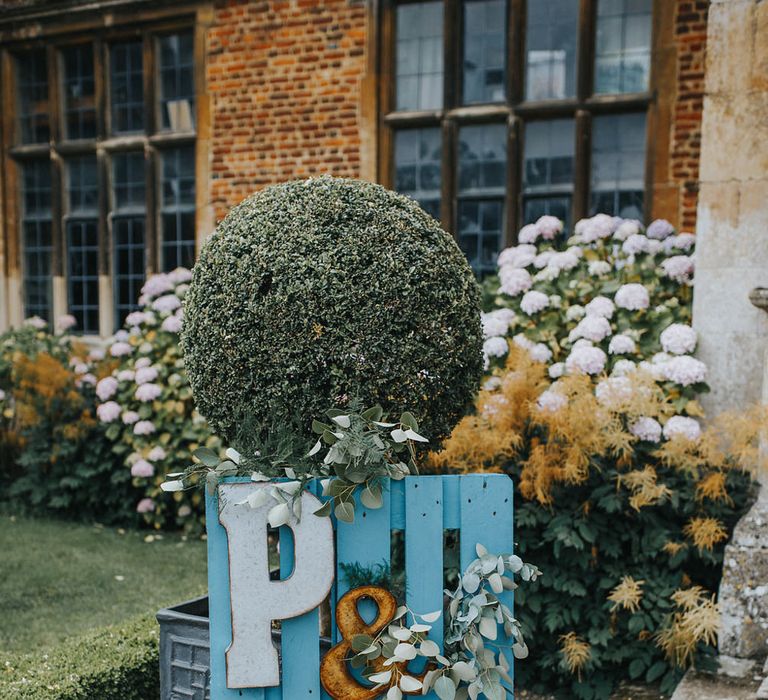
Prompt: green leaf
<box><xmin>360</xmin><ymin>484</ymin><xmax>383</xmax><ymax>509</ymax></box>
<box><xmin>628</xmin><ymin>658</ymin><xmax>645</xmax><ymax>679</ymax></box>
<box><xmin>351</xmin><ymin>634</ymin><xmax>374</xmax><ymax>652</ymax></box>
<box><xmin>194</xmin><ymin>447</ymin><xmax>219</xmax><ymax>467</ymax></box>
<box><xmin>335</xmin><ymin>501</ymin><xmax>355</xmax><ymax>523</ymax></box>
<box><xmin>312</xmin><ymin>420</ymin><xmax>330</xmax><ymax>434</ymax></box>
<box><xmin>313</xmin><ymin>501</ymin><xmax>332</xmax><ymax>517</ymax></box>
<box><xmin>646</xmin><ymin>660</ymin><xmax>667</xmax><ymax>683</ymax></box>
<box><xmin>434</xmin><ymin>676</ymin><xmax>456</xmax><ymax>700</ymax></box>
<box><xmin>399</xmin><ymin>411</ymin><xmax>419</xmax><ymax>431</ymax></box>
<box><xmin>361</xmin><ymin>404</ymin><xmax>384</xmax><ymax>422</ymax></box>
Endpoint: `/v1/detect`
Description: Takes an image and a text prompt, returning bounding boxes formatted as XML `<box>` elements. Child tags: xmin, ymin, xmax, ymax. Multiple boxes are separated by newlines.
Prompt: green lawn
<box><xmin>0</xmin><ymin>514</ymin><xmax>207</xmax><ymax>653</ymax></box>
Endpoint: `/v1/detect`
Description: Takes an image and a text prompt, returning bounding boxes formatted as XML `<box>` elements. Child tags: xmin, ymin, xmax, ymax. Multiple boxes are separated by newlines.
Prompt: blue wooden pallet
<box><xmin>206</xmin><ymin>474</ymin><xmax>515</xmax><ymax>699</ymax></box>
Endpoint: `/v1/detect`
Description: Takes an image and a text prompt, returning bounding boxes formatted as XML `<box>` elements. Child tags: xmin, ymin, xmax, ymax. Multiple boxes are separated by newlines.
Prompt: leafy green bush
<box><xmin>93</xmin><ymin>268</ymin><xmax>218</xmax><ymax>533</ymax></box>
<box><xmin>0</xmin><ymin>321</ymin><xmax>131</xmax><ymax>524</ymax></box>
<box><xmin>433</xmin><ymin>214</ymin><xmax>760</xmax><ymax>699</ymax></box>
<box><xmin>182</xmin><ymin>176</ymin><xmax>483</xmax><ymax>446</ymax></box>
<box><xmin>0</xmin><ymin>614</ymin><xmax>159</xmax><ymax>700</ymax></box>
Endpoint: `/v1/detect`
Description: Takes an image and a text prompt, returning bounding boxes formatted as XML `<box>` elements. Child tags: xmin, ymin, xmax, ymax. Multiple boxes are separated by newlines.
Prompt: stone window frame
<box><xmin>0</xmin><ymin>4</ymin><xmax>210</xmax><ymax>336</ymax></box>
<box><xmin>377</xmin><ymin>0</ymin><xmax>674</xmax><ymax>253</ymax></box>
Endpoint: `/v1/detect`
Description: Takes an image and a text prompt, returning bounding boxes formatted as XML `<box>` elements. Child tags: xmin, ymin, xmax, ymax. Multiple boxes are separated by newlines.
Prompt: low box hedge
<box><xmin>0</xmin><ymin>614</ymin><xmax>159</xmax><ymax>699</ymax></box>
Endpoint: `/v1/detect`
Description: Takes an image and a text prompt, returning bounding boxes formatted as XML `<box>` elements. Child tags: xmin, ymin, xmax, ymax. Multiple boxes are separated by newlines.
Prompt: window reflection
<box><xmin>62</xmin><ymin>45</ymin><xmax>96</xmax><ymax>140</ymax></box>
<box><xmin>394</xmin><ymin>128</ymin><xmax>442</xmax><ymax>220</ymax></box>
<box><xmin>594</xmin><ymin>0</ymin><xmax>652</xmax><ymax>94</ymax></box>
<box><xmin>523</xmin><ymin>119</ymin><xmax>574</xmax><ymax>229</ymax></box>
<box><xmin>396</xmin><ymin>2</ymin><xmax>444</xmax><ymax>110</ymax></box>
<box><xmin>525</xmin><ymin>0</ymin><xmax>578</xmax><ymax>101</ymax></box>
<box><xmin>463</xmin><ymin>0</ymin><xmax>506</xmax><ymax>104</ymax></box>
<box><xmin>161</xmin><ymin>146</ymin><xmax>196</xmax><ymax>271</ymax></box>
<box><xmin>590</xmin><ymin>113</ymin><xmax>646</xmax><ymax>219</ymax></box>
<box><xmin>17</xmin><ymin>51</ymin><xmax>50</xmax><ymax>144</ymax></box>
<box><xmin>458</xmin><ymin>124</ymin><xmax>506</xmax><ymax>275</ymax></box>
<box><xmin>159</xmin><ymin>33</ymin><xmax>195</xmax><ymax>131</ymax></box>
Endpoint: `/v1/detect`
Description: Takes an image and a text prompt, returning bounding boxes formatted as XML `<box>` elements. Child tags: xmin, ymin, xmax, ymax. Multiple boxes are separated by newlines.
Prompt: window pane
<box><xmin>458</xmin><ymin>123</ymin><xmax>507</xmax><ymax>195</ymax></box>
<box><xmin>112</xmin><ymin>152</ymin><xmax>146</xmax><ymax>212</ymax></box>
<box><xmin>525</xmin><ymin>0</ymin><xmax>578</xmax><ymax>100</ymax></box>
<box><xmin>160</xmin><ymin>146</ymin><xmax>196</xmax><ymax>271</ymax></box>
<box><xmin>111</xmin><ymin>41</ymin><xmax>144</xmax><ymax>134</ymax></box>
<box><xmin>21</xmin><ymin>161</ymin><xmax>52</xmax><ymax>320</ymax></box>
<box><xmin>66</xmin><ymin>220</ymin><xmax>100</xmax><ymax>334</ymax></box>
<box><xmin>112</xmin><ymin>152</ymin><xmax>146</xmax><ymax>326</ymax></box>
<box><xmin>62</xmin><ymin>44</ymin><xmax>96</xmax><ymax>140</ymax></box>
<box><xmin>68</xmin><ymin>156</ymin><xmax>98</xmax><ymax>214</ymax></box>
<box><xmin>394</xmin><ymin>128</ymin><xmax>441</xmax><ymax>220</ymax></box>
<box><xmin>458</xmin><ymin>124</ymin><xmax>506</xmax><ymax>275</ymax></box>
<box><xmin>523</xmin><ymin>119</ymin><xmax>574</xmax><ymax>229</ymax></box>
<box><xmin>159</xmin><ymin>32</ymin><xmax>195</xmax><ymax>131</ymax></box>
<box><xmin>17</xmin><ymin>51</ymin><xmax>50</xmax><ymax>144</ymax></box>
<box><xmin>594</xmin><ymin>0</ymin><xmax>652</xmax><ymax>94</ymax></box>
<box><xmin>463</xmin><ymin>0</ymin><xmax>506</xmax><ymax>104</ymax></box>
<box><xmin>590</xmin><ymin>112</ymin><xmax>646</xmax><ymax>219</ymax></box>
<box><xmin>396</xmin><ymin>2</ymin><xmax>444</xmax><ymax>111</ymax></box>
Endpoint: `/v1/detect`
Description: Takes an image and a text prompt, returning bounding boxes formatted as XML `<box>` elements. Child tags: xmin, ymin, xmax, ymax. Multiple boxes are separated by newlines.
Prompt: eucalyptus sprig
<box><xmin>350</xmin><ymin>544</ymin><xmax>542</xmax><ymax>700</ymax></box>
<box><xmin>160</xmin><ymin>404</ymin><xmax>430</xmax><ymax>526</ymax></box>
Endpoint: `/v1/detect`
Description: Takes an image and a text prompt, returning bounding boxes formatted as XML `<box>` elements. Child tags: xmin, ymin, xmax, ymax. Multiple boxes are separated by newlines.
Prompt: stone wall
<box><xmin>692</xmin><ymin>0</ymin><xmax>768</xmax><ymax>418</ymax></box>
<box><xmin>207</xmin><ymin>0</ymin><xmax>373</xmax><ymax>224</ymax></box>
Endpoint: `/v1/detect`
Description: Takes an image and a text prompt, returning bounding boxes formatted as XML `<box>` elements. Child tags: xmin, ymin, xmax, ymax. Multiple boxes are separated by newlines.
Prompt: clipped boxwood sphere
<box><xmin>181</xmin><ymin>177</ymin><xmax>483</xmax><ymax>445</ymax></box>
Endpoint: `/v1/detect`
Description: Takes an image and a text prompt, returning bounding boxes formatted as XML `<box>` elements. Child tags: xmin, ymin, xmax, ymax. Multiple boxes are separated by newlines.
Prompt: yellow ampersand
<box><xmin>320</xmin><ymin>585</ymin><xmax>430</xmax><ymax>699</ymax></box>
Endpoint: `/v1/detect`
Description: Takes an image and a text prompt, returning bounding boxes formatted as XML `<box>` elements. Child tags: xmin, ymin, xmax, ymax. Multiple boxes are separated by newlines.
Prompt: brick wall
<box><xmin>207</xmin><ymin>0</ymin><xmax>369</xmax><ymax>223</ymax></box>
<box><xmin>671</xmin><ymin>0</ymin><xmax>710</xmax><ymax>230</ymax></box>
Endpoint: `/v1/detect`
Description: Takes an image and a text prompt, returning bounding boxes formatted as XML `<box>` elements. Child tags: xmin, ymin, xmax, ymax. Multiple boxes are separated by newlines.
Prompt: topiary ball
<box><xmin>181</xmin><ymin>176</ymin><xmax>483</xmax><ymax>445</ymax></box>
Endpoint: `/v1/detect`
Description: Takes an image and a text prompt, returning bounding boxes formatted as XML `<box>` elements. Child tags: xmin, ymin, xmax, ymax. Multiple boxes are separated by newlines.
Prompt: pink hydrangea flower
<box><xmin>608</xmin><ymin>334</ymin><xmax>636</xmax><ymax>355</ymax></box>
<box><xmin>141</xmin><ymin>274</ymin><xmax>174</xmax><ymax>299</ymax></box>
<box><xmin>96</xmin><ymin>376</ymin><xmax>119</xmax><ymax>401</ymax></box>
<box><xmin>660</xmin><ymin>323</ymin><xmax>697</xmax><ymax>355</ymax></box>
<box><xmin>566</xmin><ymin>346</ymin><xmax>607</xmax><ymax>375</ymax></box>
<box><xmin>24</xmin><ymin>316</ymin><xmax>47</xmax><ymax>330</ymax></box>
<box><xmin>55</xmin><ymin>314</ymin><xmax>77</xmax><ymax>332</ymax></box>
<box><xmin>622</xmin><ymin>234</ymin><xmax>650</xmax><ymax>255</ymax></box>
<box><xmin>663</xmin><ymin>416</ymin><xmax>701</xmax><ymax>442</ymax></box>
<box><xmin>536</xmin><ymin>215</ymin><xmax>563</xmax><ymax>240</ymax></box>
<box><xmin>125</xmin><ymin>311</ymin><xmax>149</xmax><ymax>327</ymax></box>
<box><xmin>148</xmin><ymin>446</ymin><xmax>167</xmax><ymax>461</ymax></box>
<box><xmin>483</xmin><ymin>337</ymin><xmax>508</xmax><ymax>358</ymax></box>
<box><xmin>161</xmin><ymin>315</ymin><xmax>183</xmax><ymax>333</ymax></box>
<box><xmin>666</xmin><ymin>233</ymin><xmax>695</xmax><ymax>252</ymax></box>
<box><xmin>613</xmin><ymin>219</ymin><xmax>641</xmax><ymax>241</ymax></box>
<box><xmin>136</xmin><ymin>498</ymin><xmax>156</xmax><ymax>514</ymax></box>
<box><xmin>168</xmin><ymin>267</ymin><xmax>193</xmax><ymax>284</ymax></box>
<box><xmin>498</xmin><ymin>244</ymin><xmax>536</xmax><ymax>268</ymax></box>
<box><xmin>97</xmin><ymin>401</ymin><xmax>121</xmax><ymax>422</ymax></box>
<box><xmin>152</xmin><ymin>294</ymin><xmax>182</xmax><ymax>314</ymax></box>
<box><xmin>615</xmin><ymin>284</ymin><xmax>650</xmax><ymax>311</ymax></box>
<box><xmin>530</xmin><ymin>343</ymin><xmax>553</xmax><ymax>363</ymax></box>
<box><xmin>585</xmin><ymin>296</ymin><xmax>615</xmax><ymax>319</ymax></box>
<box><xmin>110</xmin><ymin>341</ymin><xmax>133</xmax><ymax>357</ymax></box>
<box><xmin>131</xmin><ymin>459</ymin><xmax>155</xmax><ymax>478</ymax></box>
<box><xmin>122</xmin><ymin>411</ymin><xmax>140</xmax><ymax>425</ymax></box>
<box><xmin>499</xmin><ymin>267</ymin><xmax>532</xmax><ymax>296</ymax></box>
<box><xmin>661</xmin><ymin>255</ymin><xmax>695</xmax><ymax>283</ymax></box>
<box><xmin>133</xmin><ymin>420</ymin><xmax>156</xmax><ymax>436</ymax></box>
<box><xmin>518</xmin><ymin>224</ymin><xmax>539</xmax><ymax>244</ymax></box>
<box><xmin>135</xmin><ymin>383</ymin><xmax>162</xmax><ymax>402</ymax></box>
<box><xmin>575</xmin><ymin>214</ymin><xmax>615</xmax><ymax>243</ymax></box>
<box><xmin>646</xmin><ymin>219</ymin><xmax>674</xmax><ymax>240</ymax></box>
<box><xmin>660</xmin><ymin>356</ymin><xmax>707</xmax><ymax>386</ymax></box>
<box><xmin>117</xmin><ymin>369</ymin><xmax>135</xmax><ymax>382</ymax></box>
<box><xmin>570</xmin><ymin>315</ymin><xmax>612</xmax><ymax>343</ymax></box>
<box><xmin>536</xmin><ymin>389</ymin><xmax>567</xmax><ymax>412</ymax></box>
<box><xmin>630</xmin><ymin>417</ymin><xmax>662</xmax><ymax>443</ymax></box>
<box><xmin>520</xmin><ymin>290</ymin><xmax>549</xmax><ymax>315</ymax></box>
<box><xmin>595</xmin><ymin>376</ymin><xmax>633</xmax><ymax>409</ymax></box>
<box><xmin>135</xmin><ymin>366</ymin><xmax>159</xmax><ymax>385</ymax></box>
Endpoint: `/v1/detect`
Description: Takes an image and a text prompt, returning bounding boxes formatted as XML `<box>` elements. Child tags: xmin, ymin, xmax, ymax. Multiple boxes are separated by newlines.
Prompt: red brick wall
<box><xmin>671</xmin><ymin>0</ymin><xmax>709</xmax><ymax>230</ymax></box>
<box><xmin>207</xmin><ymin>0</ymin><xmax>368</xmax><ymax>222</ymax></box>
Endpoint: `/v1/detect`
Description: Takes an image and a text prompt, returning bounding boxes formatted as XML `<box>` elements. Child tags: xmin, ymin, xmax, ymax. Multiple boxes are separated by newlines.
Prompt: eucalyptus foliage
<box><xmin>350</xmin><ymin>543</ymin><xmax>541</xmax><ymax>700</ymax></box>
<box><xmin>181</xmin><ymin>176</ymin><xmax>484</xmax><ymax>447</ymax></box>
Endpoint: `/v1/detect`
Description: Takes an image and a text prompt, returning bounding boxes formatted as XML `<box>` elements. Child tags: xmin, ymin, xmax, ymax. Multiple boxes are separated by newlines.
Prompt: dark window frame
<box><xmin>5</xmin><ymin>19</ymin><xmax>197</xmax><ymax>333</ymax></box>
<box><xmin>380</xmin><ymin>0</ymin><xmax>658</xmax><ymax>252</ymax></box>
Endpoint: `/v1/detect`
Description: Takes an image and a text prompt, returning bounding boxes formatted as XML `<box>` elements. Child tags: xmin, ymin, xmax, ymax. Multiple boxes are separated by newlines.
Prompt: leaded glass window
<box><xmin>394</xmin><ymin>128</ymin><xmax>442</xmax><ymax>220</ymax></box>
<box><xmin>160</xmin><ymin>146</ymin><xmax>196</xmax><ymax>271</ymax></box>
<box><xmin>525</xmin><ymin>0</ymin><xmax>579</xmax><ymax>100</ymax></box>
<box><xmin>17</xmin><ymin>51</ymin><xmax>50</xmax><ymax>144</ymax></box>
<box><xmin>111</xmin><ymin>41</ymin><xmax>144</xmax><ymax>134</ymax></box>
<box><xmin>61</xmin><ymin>44</ymin><xmax>96</xmax><ymax>140</ymax></box>
<box><xmin>463</xmin><ymin>0</ymin><xmax>506</xmax><ymax>104</ymax></box>
<box><xmin>395</xmin><ymin>2</ymin><xmax>444</xmax><ymax>111</ymax></box>
<box><xmin>21</xmin><ymin>160</ymin><xmax>53</xmax><ymax>320</ymax></box>
<box><xmin>159</xmin><ymin>33</ymin><xmax>195</xmax><ymax>131</ymax></box>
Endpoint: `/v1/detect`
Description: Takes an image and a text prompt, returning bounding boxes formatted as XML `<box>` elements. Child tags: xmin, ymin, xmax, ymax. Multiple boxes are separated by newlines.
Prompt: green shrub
<box><xmin>0</xmin><ymin>614</ymin><xmax>159</xmax><ymax>700</ymax></box>
<box><xmin>182</xmin><ymin>176</ymin><xmax>484</xmax><ymax>445</ymax></box>
<box><xmin>93</xmin><ymin>268</ymin><xmax>217</xmax><ymax>533</ymax></box>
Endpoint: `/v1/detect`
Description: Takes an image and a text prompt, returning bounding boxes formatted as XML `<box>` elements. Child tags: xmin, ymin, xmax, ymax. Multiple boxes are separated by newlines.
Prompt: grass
<box><xmin>0</xmin><ymin>514</ymin><xmax>207</xmax><ymax>653</ymax></box>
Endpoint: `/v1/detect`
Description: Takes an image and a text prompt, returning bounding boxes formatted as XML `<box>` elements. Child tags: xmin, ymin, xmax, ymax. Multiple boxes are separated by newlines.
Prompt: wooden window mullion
<box><xmin>444</xmin><ymin>0</ymin><xmax>459</xmax><ymax>111</ymax></box>
<box><xmin>577</xmin><ymin>0</ymin><xmax>596</xmax><ymax>104</ymax></box>
<box><xmin>440</xmin><ymin>117</ymin><xmax>456</xmax><ymax>234</ymax></box>
<box><xmin>505</xmin><ymin>114</ymin><xmax>521</xmax><ymax>244</ymax></box>
<box><xmin>46</xmin><ymin>45</ymin><xmax>63</xmax><ymax>279</ymax></box>
<box><xmin>573</xmin><ymin>109</ymin><xmax>591</xmax><ymax>222</ymax></box>
<box><xmin>508</xmin><ymin>0</ymin><xmax>524</xmax><ymax>107</ymax></box>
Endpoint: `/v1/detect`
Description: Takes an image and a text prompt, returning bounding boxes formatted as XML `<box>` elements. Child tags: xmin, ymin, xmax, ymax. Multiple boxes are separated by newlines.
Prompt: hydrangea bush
<box><xmin>482</xmin><ymin>213</ymin><xmax>701</xmax><ymax>438</ymax></box>
<box><xmin>94</xmin><ymin>269</ymin><xmax>218</xmax><ymax>532</ymax></box>
<box><xmin>432</xmin><ymin>214</ymin><xmax>758</xmax><ymax>699</ymax></box>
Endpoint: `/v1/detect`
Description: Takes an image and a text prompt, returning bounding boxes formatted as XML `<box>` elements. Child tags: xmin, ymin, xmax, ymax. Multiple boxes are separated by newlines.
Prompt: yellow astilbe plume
<box><xmin>427</xmin><ymin>345</ymin><xmax>547</xmax><ymax>474</ymax></box>
<box><xmin>695</xmin><ymin>471</ymin><xmax>732</xmax><ymax>504</ymax></box>
<box><xmin>683</xmin><ymin>517</ymin><xmax>728</xmax><ymax>551</ymax></box>
<box><xmin>559</xmin><ymin>632</ymin><xmax>591</xmax><ymax>679</ymax></box>
<box><xmin>662</xmin><ymin>541</ymin><xmax>687</xmax><ymax>556</ymax></box>
<box><xmin>608</xmin><ymin>576</ymin><xmax>645</xmax><ymax>613</ymax></box>
<box><xmin>656</xmin><ymin>586</ymin><xmax>720</xmax><ymax>667</ymax></box>
<box><xmin>617</xmin><ymin>466</ymin><xmax>673</xmax><ymax>510</ymax></box>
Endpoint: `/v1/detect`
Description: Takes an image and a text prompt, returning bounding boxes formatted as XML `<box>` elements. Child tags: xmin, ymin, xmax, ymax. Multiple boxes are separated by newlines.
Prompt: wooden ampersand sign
<box><xmin>320</xmin><ymin>585</ymin><xmax>431</xmax><ymax>699</ymax></box>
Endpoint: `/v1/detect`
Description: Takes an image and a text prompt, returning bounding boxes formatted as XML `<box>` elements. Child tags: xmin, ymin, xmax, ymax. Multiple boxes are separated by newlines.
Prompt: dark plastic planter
<box><xmin>156</xmin><ymin>596</ymin><xmax>332</xmax><ymax>699</ymax></box>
